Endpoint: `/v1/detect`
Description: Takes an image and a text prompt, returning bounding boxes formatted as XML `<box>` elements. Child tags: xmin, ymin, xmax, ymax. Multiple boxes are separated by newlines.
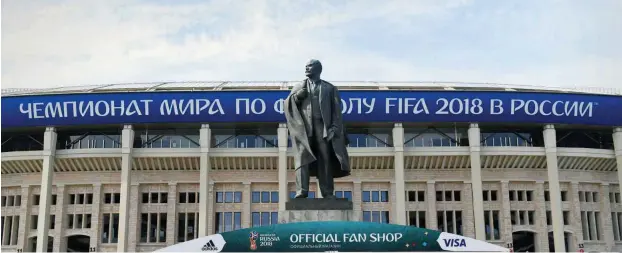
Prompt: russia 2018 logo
<box><xmin>249</xmin><ymin>231</ymin><xmax>259</xmax><ymax>250</ymax></box>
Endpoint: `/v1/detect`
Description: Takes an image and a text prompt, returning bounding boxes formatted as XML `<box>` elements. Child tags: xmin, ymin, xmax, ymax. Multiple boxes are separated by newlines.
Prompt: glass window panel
<box><xmin>372</xmin><ymin>191</ymin><xmax>380</xmax><ymax>202</ymax></box>
<box><xmin>372</xmin><ymin>211</ymin><xmax>380</xmax><ymax>223</ymax></box>
<box><xmin>252</xmin><ymin>212</ymin><xmax>261</xmax><ymax>227</ymax></box>
<box><xmin>362</xmin><ymin>191</ymin><xmax>370</xmax><ymax>202</ymax></box>
<box><xmin>149</xmin><ymin>213</ymin><xmax>157</xmax><ymax>242</ymax></box>
<box><xmin>234</xmin><ymin>212</ymin><xmax>241</xmax><ymax>230</ymax></box>
<box><xmin>234</xmin><ymin>192</ymin><xmax>242</xmax><ymax>203</ymax></box>
<box><xmin>177</xmin><ymin>213</ymin><xmax>186</xmax><ymax>242</ymax></box>
<box><xmin>336</xmin><ymin>191</ymin><xmax>343</xmax><ymax>198</ymax></box>
<box><xmin>261</xmin><ymin>192</ymin><xmax>270</xmax><ymax>203</ymax></box>
<box><xmin>224</xmin><ymin>212</ymin><xmax>233</xmax><ymax>232</ymax></box>
<box><xmin>363</xmin><ymin>211</ymin><xmax>371</xmax><ymax>222</ymax></box>
<box><xmin>252</xmin><ymin>192</ymin><xmax>261</xmax><ymax>203</ymax></box>
<box><xmin>271</xmin><ymin>212</ymin><xmax>278</xmax><ymax>225</ymax></box>
<box><xmin>187</xmin><ymin>192</ymin><xmax>195</xmax><ymax>203</ymax></box>
<box><xmin>271</xmin><ymin>191</ymin><xmax>279</xmax><ymax>203</ymax></box>
<box><xmin>112</xmin><ymin>214</ymin><xmax>119</xmax><ymax>243</ymax></box>
<box><xmin>261</xmin><ymin>212</ymin><xmax>270</xmax><ymax>226</ymax></box>
<box><xmin>215</xmin><ymin>212</ymin><xmax>222</xmax><ymax>234</ymax></box>
<box><xmin>102</xmin><ymin>214</ymin><xmax>110</xmax><ymax>243</ymax></box>
<box><xmin>225</xmin><ymin>192</ymin><xmax>234</xmax><ymax>203</ymax></box>
<box><xmin>380</xmin><ymin>191</ymin><xmax>389</xmax><ymax>202</ymax></box>
<box><xmin>140</xmin><ymin>214</ymin><xmax>148</xmax><ymax>243</ymax></box>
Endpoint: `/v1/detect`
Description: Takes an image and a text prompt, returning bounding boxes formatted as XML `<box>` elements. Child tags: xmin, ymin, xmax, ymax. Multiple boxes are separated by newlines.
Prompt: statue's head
<box><xmin>305</xmin><ymin>59</ymin><xmax>322</xmax><ymax>78</ymax></box>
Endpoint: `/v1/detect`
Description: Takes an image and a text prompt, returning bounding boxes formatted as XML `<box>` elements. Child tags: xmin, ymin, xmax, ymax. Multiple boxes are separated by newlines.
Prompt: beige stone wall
<box><xmin>2</xmin><ymin>168</ymin><xmax>622</xmax><ymax>252</ymax></box>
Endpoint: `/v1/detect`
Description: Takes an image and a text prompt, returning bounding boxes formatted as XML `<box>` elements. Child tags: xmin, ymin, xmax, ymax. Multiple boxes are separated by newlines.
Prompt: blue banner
<box><xmin>2</xmin><ymin>90</ymin><xmax>621</xmax><ymax>128</ymax></box>
<box><xmin>156</xmin><ymin>221</ymin><xmax>509</xmax><ymax>252</ymax></box>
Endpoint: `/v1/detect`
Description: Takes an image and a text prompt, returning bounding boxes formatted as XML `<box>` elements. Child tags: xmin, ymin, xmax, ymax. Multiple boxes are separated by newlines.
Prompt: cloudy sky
<box><xmin>2</xmin><ymin>0</ymin><xmax>621</xmax><ymax>90</ymax></box>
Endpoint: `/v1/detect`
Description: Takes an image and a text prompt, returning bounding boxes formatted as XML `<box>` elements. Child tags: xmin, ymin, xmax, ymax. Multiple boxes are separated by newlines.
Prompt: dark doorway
<box><xmin>66</xmin><ymin>235</ymin><xmax>90</xmax><ymax>252</ymax></box>
<box><xmin>548</xmin><ymin>231</ymin><xmax>572</xmax><ymax>252</ymax></box>
<box><xmin>28</xmin><ymin>236</ymin><xmax>53</xmax><ymax>252</ymax></box>
<box><xmin>512</xmin><ymin>231</ymin><xmax>536</xmax><ymax>252</ymax></box>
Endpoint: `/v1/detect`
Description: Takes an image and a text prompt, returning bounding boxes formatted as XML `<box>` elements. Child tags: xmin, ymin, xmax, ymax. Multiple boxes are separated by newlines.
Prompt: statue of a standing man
<box><xmin>284</xmin><ymin>59</ymin><xmax>351</xmax><ymax>199</ymax></box>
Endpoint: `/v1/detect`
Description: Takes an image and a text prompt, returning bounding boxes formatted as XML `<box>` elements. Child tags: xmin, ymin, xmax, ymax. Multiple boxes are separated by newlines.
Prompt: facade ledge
<box><xmin>1</xmin><ymin>150</ymin><xmax>43</xmax><ymax>161</ymax></box>
<box><xmin>133</xmin><ymin>148</ymin><xmax>201</xmax><ymax>157</ymax></box>
<box><xmin>557</xmin><ymin>147</ymin><xmax>615</xmax><ymax>158</ymax></box>
<box><xmin>56</xmin><ymin>148</ymin><xmax>122</xmax><ymax>158</ymax></box>
<box><xmin>348</xmin><ymin>147</ymin><xmax>393</xmax><ymax>156</ymax></box>
<box><xmin>210</xmin><ymin>148</ymin><xmax>278</xmax><ymax>157</ymax></box>
<box><xmin>404</xmin><ymin>147</ymin><xmax>469</xmax><ymax>156</ymax></box>
<box><xmin>480</xmin><ymin>146</ymin><xmax>545</xmax><ymax>156</ymax></box>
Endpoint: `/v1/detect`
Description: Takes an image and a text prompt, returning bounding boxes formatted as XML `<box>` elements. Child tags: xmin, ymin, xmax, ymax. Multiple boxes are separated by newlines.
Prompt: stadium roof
<box><xmin>1</xmin><ymin>81</ymin><xmax>621</xmax><ymax>97</ymax></box>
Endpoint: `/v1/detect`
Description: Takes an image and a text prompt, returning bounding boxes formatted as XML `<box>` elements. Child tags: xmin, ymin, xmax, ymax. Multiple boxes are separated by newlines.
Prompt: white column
<box><xmin>278</xmin><ymin>123</ymin><xmax>288</xmax><ymax>210</ymax></box>
<box><xmin>36</xmin><ymin>127</ymin><xmax>57</xmax><ymax>252</ymax></box>
<box><xmin>90</xmin><ymin>184</ymin><xmax>102</xmax><ymax>251</ymax></box>
<box><xmin>353</xmin><ymin>180</ymin><xmax>362</xmax><ymax>220</ymax></box>
<box><xmin>392</xmin><ymin>123</ymin><xmax>406</xmax><ymax>225</ymax></box>
<box><xmin>569</xmin><ymin>182</ymin><xmax>584</xmax><ymax>248</ymax></box>
<box><xmin>16</xmin><ymin>186</ymin><xmax>31</xmax><ymax>252</ymax></box>
<box><xmin>426</xmin><ymin>181</ymin><xmax>438</xmax><ymax>230</ymax></box>
<box><xmin>117</xmin><ymin>125</ymin><xmax>134</xmax><ymax>252</ymax></box>
<box><xmin>166</xmin><ymin>183</ymin><xmax>178</xmax><ymax>245</ymax></box>
<box><xmin>243</xmin><ymin>182</ymin><xmax>252</xmax><ymax>228</ymax></box>
<box><xmin>500</xmin><ymin>181</ymin><xmax>512</xmax><ymax>244</ymax></box>
<box><xmin>207</xmin><ymin>182</ymin><xmax>215</xmax><ymax>235</ymax></box>
<box><xmin>199</xmin><ymin>124</ymin><xmax>212</xmax><ymax>237</ymax></box>
<box><xmin>535</xmin><ymin>182</ymin><xmax>549</xmax><ymax>251</ymax></box>
<box><xmin>600</xmin><ymin>183</ymin><xmax>614</xmax><ymax>250</ymax></box>
<box><xmin>614</xmin><ymin>128</ymin><xmax>622</xmax><ymax>207</ymax></box>
<box><xmin>53</xmin><ymin>185</ymin><xmax>67</xmax><ymax>252</ymax></box>
<box><xmin>543</xmin><ymin>124</ymin><xmax>565</xmax><ymax>252</ymax></box>
<box><xmin>468</xmin><ymin>123</ymin><xmax>485</xmax><ymax>240</ymax></box>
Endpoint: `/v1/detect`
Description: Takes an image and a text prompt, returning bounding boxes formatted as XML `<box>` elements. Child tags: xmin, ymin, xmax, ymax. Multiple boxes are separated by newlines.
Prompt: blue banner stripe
<box><xmin>2</xmin><ymin>90</ymin><xmax>621</xmax><ymax>128</ymax></box>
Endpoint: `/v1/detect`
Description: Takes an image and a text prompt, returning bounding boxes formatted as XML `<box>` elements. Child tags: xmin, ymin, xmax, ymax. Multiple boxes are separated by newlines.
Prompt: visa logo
<box><xmin>443</xmin><ymin>238</ymin><xmax>467</xmax><ymax>247</ymax></box>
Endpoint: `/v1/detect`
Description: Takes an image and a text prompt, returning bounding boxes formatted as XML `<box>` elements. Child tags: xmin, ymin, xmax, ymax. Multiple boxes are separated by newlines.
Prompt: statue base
<box><xmin>279</xmin><ymin>210</ymin><xmax>359</xmax><ymax>223</ymax></box>
<box><xmin>280</xmin><ymin>198</ymin><xmax>358</xmax><ymax>223</ymax></box>
<box><xmin>285</xmin><ymin>197</ymin><xmax>353</xmax><ymax>210</ymax></box>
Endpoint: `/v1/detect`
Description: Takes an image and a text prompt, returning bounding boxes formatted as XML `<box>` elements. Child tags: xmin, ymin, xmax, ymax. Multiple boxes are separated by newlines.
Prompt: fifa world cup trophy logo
<box><xmin>249</xmin><ymin>231</ymin><xmax>258</xmax><ymax>250</ymax></box>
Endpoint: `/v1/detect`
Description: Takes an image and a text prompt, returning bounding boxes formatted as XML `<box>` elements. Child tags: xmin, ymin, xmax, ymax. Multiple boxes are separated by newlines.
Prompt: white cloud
<box><xmin>2</xmin><ymin>0</ymin><xmax>621</xmax><ymax>90</ymax></box>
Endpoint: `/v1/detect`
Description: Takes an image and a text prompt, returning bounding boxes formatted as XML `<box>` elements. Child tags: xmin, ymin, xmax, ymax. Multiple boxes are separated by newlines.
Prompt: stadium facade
<box><xmin>1</xmin><ymin>81</ymin><xmax>622</xmax><ymax>252</ymax></box>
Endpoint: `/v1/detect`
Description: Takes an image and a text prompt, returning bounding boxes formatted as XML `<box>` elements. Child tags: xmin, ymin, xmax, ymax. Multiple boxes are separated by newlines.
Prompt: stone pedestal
<box><xmin>280</xmin><ymin>198</ymin><xmax>358</xmax><ymax>223</ymax></box>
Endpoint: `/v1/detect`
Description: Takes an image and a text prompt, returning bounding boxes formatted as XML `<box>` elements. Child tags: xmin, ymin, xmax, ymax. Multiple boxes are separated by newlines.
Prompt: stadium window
<box><xmin>437</xmin><ymin>210</ymin><xmax>463</xmax><ymax>235</ymax></box>
<box><xmin>31</xmin><ymin>215</ymin><xmax>38</xmax><ymax>230</ymax></box>
<box><xmin>406</xmin><ymin>190</ymin><xmax>425</xmax><ymax>202</ymax></box>
<box><xmin>0</xmin><ymin>215</ymin><xmax>19</xmax><ymax>245</ymax></box>
<box><xmin>49</xmin><ymin>215</ymin><xmax>55</xmax><ymax>229</ymax></box>
<box><xmin>581</xmin><ymin>211</ymin><xmax>601</xmax><ymax>241</ymax></box>
<box><xmin>362</xmin><ymin>191</ymin><xmax>371</xmax><ymax>202</ymax></box>
<box><xmin>215</xmin><ymin>212</ymin><xmax>242</xmax><ymax>234</ymax></box>
<box><xmin>362</xmin><ymin>190</ymin><xmax>389</xmax><ymax>203</ymax></box>
<box><xmin>612</xmin><ymin>212</ymin><xmax>622</xmax><ymax>241</ymax></box>
<box><xmin>484</xmin><ymin>210</ymin><xmax>500</xmax><ymax>240</ymax></box>
<box><xmin>140</xmin><ymin>213</ymin><xmax>167</xmax><ymax>243</ymax></box>
<box><xmin>252</xmin><ymin>192</ymin><xmax>261</xmax><ymax>203</ymax></box>
<box><xmin>234</xmin><ymin>192</ymin><xmax>242</xmax><ymax>203</ymax></box>
<box><xmin>271</xmin><ymin>191</ymin><xmax>279</xmax><ymax>203</ymax></box>
<box><xmin>177</xmin><ymin>212</ymin><xmax>199</xmax><ymax>242</ymax></box>
<box><xmin>362</xmin><ymin>211</ymin><xmax>390</xmax><ymax>223</ymax></box>
<box><xmin>33</xmin><ymin>195</ymin><xmax>40</xmax><ymax>205</ymax></box>
<box><xmin>102</xmin><ymin>213</ymin><xmax>120</xmax><ymax>243</ymax></box>
<box><xmin>261</xmin><ymin>191</ymin><xmax>270</xmax><ymax>203</ymax></box>
<box><xmin>407</xmin><ymin>211</ymin><xmax>426</xmax><ymax>228</ymax></box>
<box><xmin>335</xmin><ymin>191</ymin><xmax>352</xmax><ymax>201</ymax></box>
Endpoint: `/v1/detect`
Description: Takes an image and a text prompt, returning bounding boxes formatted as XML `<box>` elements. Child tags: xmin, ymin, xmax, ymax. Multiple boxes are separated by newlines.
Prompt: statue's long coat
<box><xmin>284</xmin><ymin>79</ymin><xmax>351</xmax><ymax>178</ymax></box>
